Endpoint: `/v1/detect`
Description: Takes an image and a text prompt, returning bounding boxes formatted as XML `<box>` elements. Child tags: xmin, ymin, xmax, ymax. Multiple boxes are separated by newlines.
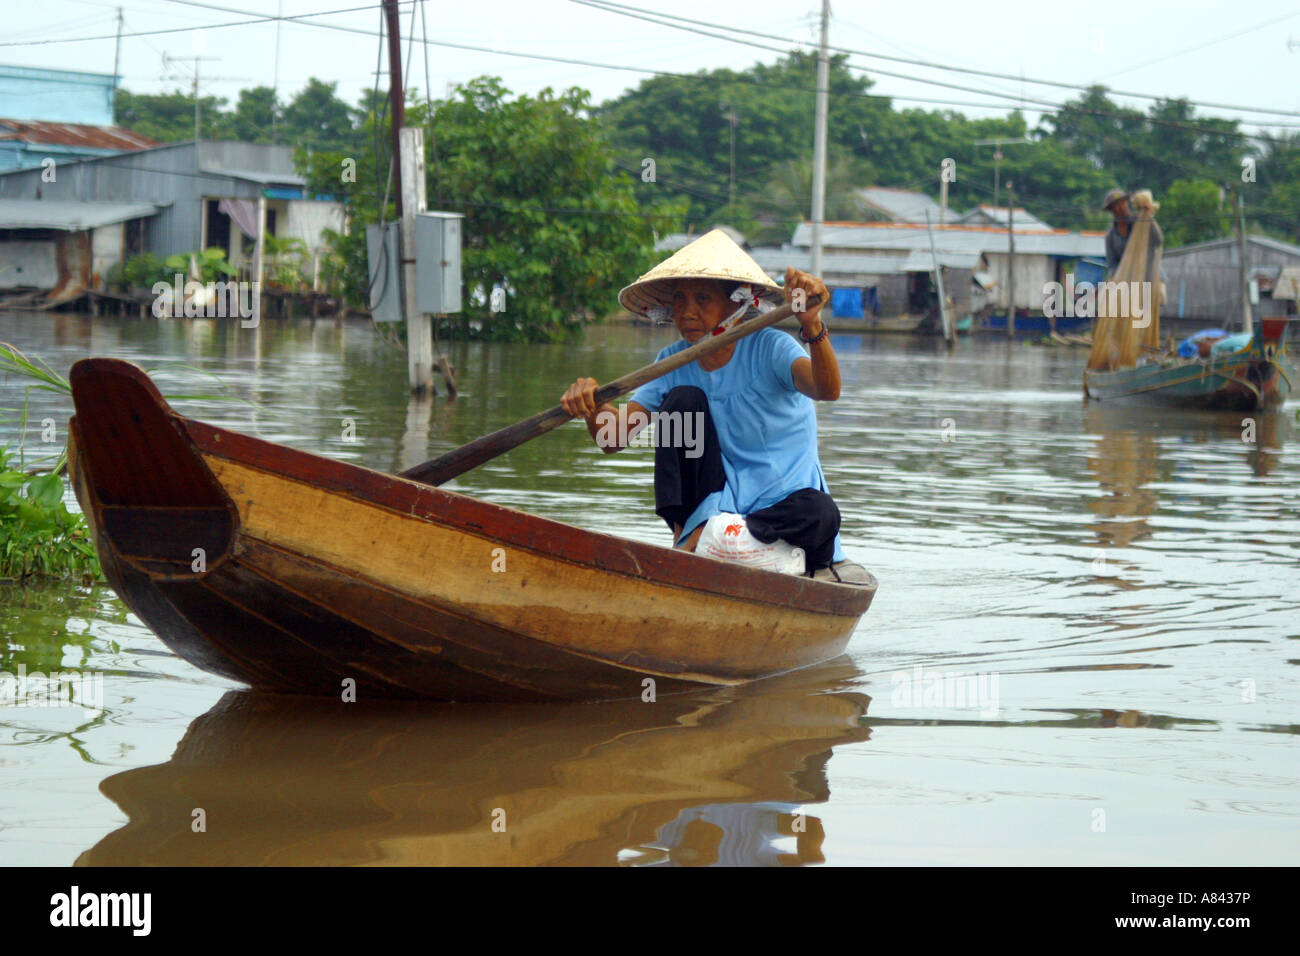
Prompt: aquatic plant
<box><xmin>2</xmin><ymin>342</ymin><xmax>245</xmax><ymax>583</ymax></box>
<box><xmin>0</xmin><ymin>447</ymin><xmax>102</xmax><ymax>583</ymax></box>
<box><xmin>0</xmin><ymin>345</ymin><xmax>97</xmax><ymax>581</ymax></box>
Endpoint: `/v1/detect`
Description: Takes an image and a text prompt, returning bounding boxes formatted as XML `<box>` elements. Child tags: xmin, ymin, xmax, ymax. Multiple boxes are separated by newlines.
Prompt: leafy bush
<box><xmin>162</xmin><ymin>248</ymin><xmax>237</xmax><ymax>283</ymax></box>
<box><xmin>117</xmin><ymin>252</ymin><xmax>166</xmax><ymax>290</ymax></box>
<box><xmin>0</xmin><ymin>449</ymin><xmax>102</xmax><ymax>583</ymax></box>
<box><xmin>263</xmin><ymin>235</ymin><xmax>310</xmax><ymax>290</ymax></box>
<box><xmin>116</xmin><ymin>249</ymin><xmax>237</xmax><ymax>291</ymax></box>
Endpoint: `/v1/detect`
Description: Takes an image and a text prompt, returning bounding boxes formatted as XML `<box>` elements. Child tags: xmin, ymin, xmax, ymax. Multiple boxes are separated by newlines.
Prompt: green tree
<box><xmin>1252</xmin><ymin>132</ymin><xmax>1300</xmax><ymax>244</ymax></box>
<box><xmin>597</xmin><ymin>52</ymin><xmax>886</xmax><ymax>233</ymax></box>
<box><xmin>280</xmin><ymin>79</ymin><xmax>358</xmax><ymax>152</ymax></box>
<box><xmin>1160</xmin><ymin>179</ymin><xmax>1230</xmax><ymax>247</ymax></box>
<box><xmin>300</xmin><ymin>78</ymin><xmax>680</xmax><ymax>340</ymax></box>
<box><xmin>423</xmin><ymin>78</ymin><xmax>677</xmax><ymax>340</ymax></box>
<box><xmin>114</xmin><ymin>88</ymin><xmax>231</xmax><ymax>142</ymax></box>
<box><xmin>230</xmin><ymin>86</ymin><xmax>279</xmax><ymax>143</ymax></box>
<box><xmin>750</xmin><ymin>148</ymin><xmax>875</xmax><ymax>242</ymax></box>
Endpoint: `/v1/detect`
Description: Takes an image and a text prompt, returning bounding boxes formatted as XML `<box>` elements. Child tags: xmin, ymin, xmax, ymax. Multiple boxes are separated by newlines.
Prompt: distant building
<box><xmin>655</xmin><ymin>225</ymin><xmax>746</xmax><ymax>253</ymax></box>
<box><xmin>0</xmin><ymin>65</ymin><xmax>158</xmax><ymax>172</ymax></box>
<box><xmin>777</xmin><ymin>219</ymin><xmax>1104</xmax><ymax>318</ymax></box>
<box><xmin>0</xmin><ymin>64</ymin><xmax>118</xmax><ymax>126</ymax></box>
<box><xmin>1163</xmin><ymin>234</ymin><xmax>1300</xmax><ymax>324</ymax></box>
<box><xmin>0</xmin><ymin>198</ymin><xmax>162</xmax><ymax>302</ymax></box>
<box><xmin>954</xmin><ymin>205</ymin><xmax>1054</xmax><ymax>233</ymax></box>
<box><xmin>0</xmin><ymin>118</ymin><xmax>158</xmax><ymax>173</ymax></box>
<box><xmin>0</xmin><ymin>141</ymin><xmax>344</xmax><ymax>294</ymax></box>
<box><xmin>854</xmin><ymin>186</ymin><xmax>948</xmax><ymax>224</ymax></box>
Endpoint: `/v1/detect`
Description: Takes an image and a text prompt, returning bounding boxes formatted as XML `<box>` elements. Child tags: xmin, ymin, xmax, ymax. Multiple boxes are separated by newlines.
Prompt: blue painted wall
<box><xmin>0</xmin><ymin>64</ymin><xmax>116</xmax><ymax>125</ymax></box>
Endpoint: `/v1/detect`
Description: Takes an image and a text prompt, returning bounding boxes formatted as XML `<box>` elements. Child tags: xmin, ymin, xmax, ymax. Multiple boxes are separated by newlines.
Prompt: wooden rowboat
<box><xmin>66</xmin><ymin>358</ymin><xmax>876</xmax><ymax>701</ymax></box>
<box><xmin>1083</xmin><ymin>318</ymin><xmax>1294</xmax><ymax>410</ymax></box>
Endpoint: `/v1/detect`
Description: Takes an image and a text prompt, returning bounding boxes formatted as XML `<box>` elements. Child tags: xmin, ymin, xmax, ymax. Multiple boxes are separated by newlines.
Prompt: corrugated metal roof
<box><xmin>954</xmin><ymin>204</ymin><xmax>1054</xmax><ymax>232</ymax></box>
<box><xmin>1163</xmin><ymin>234</ymin><xmax>1300</xmax><ymax>260</ymax></box>
<box><xmin>750</xmin><ymin>245</ymin><xmax>977</xmax><ymax>278</ymax></box>
<box><xmin>900</xmin><ymin>249</ymin><xmax>981</xmax><ymax>271</ymax></box>
<box><xmin>0</xmin><ymin>199</ymin><xmax>164</xmax><ymax>230</ymax></box>
<box><xmin>856</xmin><ymin>186</ymin><xmax>947</xmax><ymax>223</ymax></box>
<box><xmin>0</xmin><ymin>118</ymin><xmax>158</xmax><ymax>151</ymax></box>
<box><xmin>199</xmin><ymin>165</ymin><xmax>306</xmax><ymax>186</ymax></box>
<box><xmin>790</xmin><ymin>221</ymin><xmax>1104</xmax><ymax>257</ymax></box>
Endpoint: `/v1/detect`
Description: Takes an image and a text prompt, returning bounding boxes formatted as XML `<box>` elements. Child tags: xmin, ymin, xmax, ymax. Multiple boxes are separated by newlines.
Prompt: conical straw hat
<box><xmin>618</xmin><ymin>228</ymin><xmax>783</xmax><ymax>319</ymax></box>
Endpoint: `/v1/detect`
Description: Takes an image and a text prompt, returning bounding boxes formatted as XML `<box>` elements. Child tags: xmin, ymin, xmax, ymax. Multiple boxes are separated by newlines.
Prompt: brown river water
<box><xmin>1</xmin><ymin>311</ymin><xmax>1296</xmax><ymax>866</ymax></box>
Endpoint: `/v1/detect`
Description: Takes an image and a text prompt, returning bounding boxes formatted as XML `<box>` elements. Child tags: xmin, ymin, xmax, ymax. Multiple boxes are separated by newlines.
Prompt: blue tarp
<box><xmin>831</xmin><ymin>287</ymin><xmax>863</xmax><ymax>318</ymax></box>
<box><xmin>1176</xmin><ymin>328</ymin><xmax>1228</xmax><ymax>358</ymax></box>
<box><xmin>1075</xmin><ymin>258</ymin><xmax>1107</xmax><ymax>285</ymax></box>
<box><xmin>1211</xmin><ymin>332</ymin><xmax>1252</xmax><ymax>355</ymax></box>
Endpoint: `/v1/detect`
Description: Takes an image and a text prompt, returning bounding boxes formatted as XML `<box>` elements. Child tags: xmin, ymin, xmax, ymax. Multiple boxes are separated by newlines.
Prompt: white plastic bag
<box><xmin>695</xmin><ymin>513</ymin><xmax>806</xmax><ymax>575</ymax></box>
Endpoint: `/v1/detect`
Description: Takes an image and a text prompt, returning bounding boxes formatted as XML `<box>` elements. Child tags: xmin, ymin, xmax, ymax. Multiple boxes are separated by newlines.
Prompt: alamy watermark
<box><xmin>593</xmin><ymin>409</ymin><xmax>705</xmax><ymax>458</ymax></box>
<box><xmin>1042</xmin><ymin>276</ymin><xmax>1154</xmax><ymax>328</ymax></box>
<box><xmin>0</xmin><ymin>664</ymin><xmax>104</xmax><ymax>717</ymax></box>
<box><xmin>152</xmin><ymin>273</ymin><xmax>260</xmax><ymax>327</ymax></box>
<box><xmin>890</xmin><ymin>664</ymin><xmax>1000</xmax><ymax>718</ymax></box>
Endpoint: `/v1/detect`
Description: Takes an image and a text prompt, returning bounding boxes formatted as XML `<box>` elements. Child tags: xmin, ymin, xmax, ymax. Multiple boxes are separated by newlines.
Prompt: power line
<box><xmin>571</xmin><ymin>0</ymin><xmax>1300</xmax><ymax>120</ymax></box>
<box><xmin>566</xmin><ymin>1</ymin><xmax>1300</xmax><ymax>145</ymax></box>
<box><xmin>18</xmin><ymin>0</ymin><xmax>1300</xmax><ymax>162</ymax></box>
<box><xmin>14</xmin><ymin>0</ymin><xmax>1300</xmax><ymax>144</ymax></box>
<box><xmin>1098</xmin><ymin>9</ymin><xmax>1300</xmax><ymax>80</ymax></box>
<box><xmin>0</xmin><ymin>1</ymin><xmax>409</xmax><ymax>47</ymax></box>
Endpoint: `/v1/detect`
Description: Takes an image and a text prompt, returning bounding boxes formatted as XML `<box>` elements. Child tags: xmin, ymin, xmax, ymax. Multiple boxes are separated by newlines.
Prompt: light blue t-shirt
<box><xmin>631</xmin><ymin>327</ymin><xmax>845</xmax><ymax>562</ymax></box>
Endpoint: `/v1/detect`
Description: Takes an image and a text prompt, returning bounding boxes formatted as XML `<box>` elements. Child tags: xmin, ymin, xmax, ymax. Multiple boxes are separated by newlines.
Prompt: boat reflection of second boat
<box><xmin>77</xmin><ymin>659</ymin><xmax>871</xmax><ymax>867</ymax></box>
<box><xmin>1084</xmin><ymin>405</ymin><xmax>1291</xmax><ymax>579</ymax></box>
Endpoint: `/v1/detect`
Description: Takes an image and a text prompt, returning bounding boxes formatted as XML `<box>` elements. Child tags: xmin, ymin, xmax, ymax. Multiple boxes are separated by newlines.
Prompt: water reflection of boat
<box><xmin>1083</xmin><ymin>404</ymin><xmax>1291</xmax><ymax>582</ymax></box>
<box><xmin>77</xmin><ymin>662</ymin><xmax>871</xmax><ymax>866</ymax></box>
<box><xmin>66</xmin><ymin>358</ymin><xmax>876</xmax><ymax>701</ymax></box>
<box><xmin>1084</xmin><ymin>407</ymin><xmax>1164</xmax><ymax>551</ymax></box>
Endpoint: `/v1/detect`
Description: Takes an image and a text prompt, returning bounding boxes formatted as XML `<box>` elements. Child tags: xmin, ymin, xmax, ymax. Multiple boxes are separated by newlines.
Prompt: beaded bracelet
<box><xmin>799</xmin><ymin>321</ymin><xmax>829</xmax><ymax>345</ymax></box>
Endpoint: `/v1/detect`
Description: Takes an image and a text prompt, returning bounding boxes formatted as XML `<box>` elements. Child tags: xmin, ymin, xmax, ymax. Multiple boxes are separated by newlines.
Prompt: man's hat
<box><xmin>1101</xmin><ymin>188</ymin><xmax>1130</xmax><ymax>211</ymax></box>
<box><xmin>618</xmin><ymin>228</ymin><xmax>783</xmax><ymax>319</ymax></box>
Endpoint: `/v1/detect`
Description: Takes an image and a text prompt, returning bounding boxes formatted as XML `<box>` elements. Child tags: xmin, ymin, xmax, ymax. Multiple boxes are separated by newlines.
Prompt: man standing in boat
<box><xmin>1102</xmin><ymin>188</ymin><xmax>1133</xmax><ymax>278</ymax></box>
<box><xmin>560</xmin><ymin>229</ymin><xmax>869</xmax><ymax>584</ymax></box>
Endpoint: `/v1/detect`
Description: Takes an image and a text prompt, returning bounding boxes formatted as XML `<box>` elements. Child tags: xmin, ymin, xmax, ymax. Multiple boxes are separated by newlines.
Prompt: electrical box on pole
<box><xmin>415</xmin><ymin>211</ymin><xmax>464</xmax><ymax>314</ymax></box>
<box><xmin>365</xmin><ymin>222</ymin><xmax>402</xmax><ymax>323</ymax></box>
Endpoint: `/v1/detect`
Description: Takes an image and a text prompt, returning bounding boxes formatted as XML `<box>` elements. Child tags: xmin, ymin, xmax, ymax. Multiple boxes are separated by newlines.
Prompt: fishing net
<box><xmin>1087</xmin><ymin>191</ymin><xmax>1163</xmax><ymax>371</ymax></box>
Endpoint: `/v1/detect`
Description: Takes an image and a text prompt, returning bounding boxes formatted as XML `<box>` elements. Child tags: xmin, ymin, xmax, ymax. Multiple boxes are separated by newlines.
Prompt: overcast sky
<box><xmin>4</xmin><ymin>0</ymin><xmax>1299</xmax><ymax>137</ymax></box>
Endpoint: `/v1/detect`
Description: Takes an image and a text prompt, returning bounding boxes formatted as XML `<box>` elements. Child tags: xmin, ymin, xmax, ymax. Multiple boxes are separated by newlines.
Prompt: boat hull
<box><xmin>1084</xmin><ymin>337</ymin><xmax>1294</xmax><ymax>411</ymax></box>
<box><xmin>68</xmin><ymin>359</ymin><xmax>876</xmax><ymax>701</ymax></box>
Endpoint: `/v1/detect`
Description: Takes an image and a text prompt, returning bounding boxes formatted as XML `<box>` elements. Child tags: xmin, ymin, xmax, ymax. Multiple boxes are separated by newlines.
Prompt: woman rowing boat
<box><xmin>560</xmin><ymin>229</ymin><xmax>869</xmax><ymax>584</ymax></box>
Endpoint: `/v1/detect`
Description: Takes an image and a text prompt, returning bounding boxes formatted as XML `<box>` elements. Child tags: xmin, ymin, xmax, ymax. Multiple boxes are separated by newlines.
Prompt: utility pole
<box><xmin>271</xmin><ymin>0</ymin><xmax>283</xmax><ymax>142</ymax></box>
<box><xmin>162</xmin><ymin>54</ymin><xmax>218</xmax><ymax>142</ymax></box>
<box><xmin>383</xmin><ymin>0</ymin><xmax>435</xmax><ymax>394</ymax></box>
<box><xmin>1006</xmin><ymin>182</ymin><xmax>1016</xmax><ymax>337</ymax></box>
<box><xmin>810</xmin><ymin>0</ymin><xmax>830</xmax><ymax>277</ymax></box>
<box><xmin>974</xmin><ymin>137</ymin><xmax>1033</xmax><ymax>211</ymax></box>
<box><xmin>720</xmin><ymin>104</ymin><xmax>737</xmax><ymax>223</ymax></box>
<box><xmin>112</xmin><ymin>7</ymin><xmax>123</xmax><ymax>122</ymax></box>
<box><xmin>1236</xmin><ymin>186</ymin><xmax>1252</xmax><ymax>335</ymax></box>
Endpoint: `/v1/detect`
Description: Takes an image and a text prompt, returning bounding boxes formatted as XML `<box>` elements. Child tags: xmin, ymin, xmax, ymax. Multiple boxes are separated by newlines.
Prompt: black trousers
<box><xmin>652</xmin><ymin>385</ymin><xmax>840</xmax><ymax>572</ymax></box>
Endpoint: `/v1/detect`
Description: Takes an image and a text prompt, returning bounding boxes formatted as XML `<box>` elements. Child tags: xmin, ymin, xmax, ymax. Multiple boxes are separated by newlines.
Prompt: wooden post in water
<box><xmin>254</xmin><ymin>193</ymin><xmax>266</xmax><ymax>321</ymax></box>
<box><xmin>1006</xmin><ymin>183</ymin><xmax>1016</xmax><ymax>338</ymax></box>
<box><xmin>925</xmin><ymin>210</ymin><xmax>953</xmax><ymax>345</ymax></box>
<box><xmin>1236</xmin><ymin>188</ymin><xmax>1253</xmax><ymax>335</ymax></box>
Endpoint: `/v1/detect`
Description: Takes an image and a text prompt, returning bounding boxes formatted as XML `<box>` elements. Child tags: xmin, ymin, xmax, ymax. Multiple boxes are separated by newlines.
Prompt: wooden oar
<box><xmin>399</xmin><ymin>295</ymin><xmax>820</xmax><ymax>487</ymax></box>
